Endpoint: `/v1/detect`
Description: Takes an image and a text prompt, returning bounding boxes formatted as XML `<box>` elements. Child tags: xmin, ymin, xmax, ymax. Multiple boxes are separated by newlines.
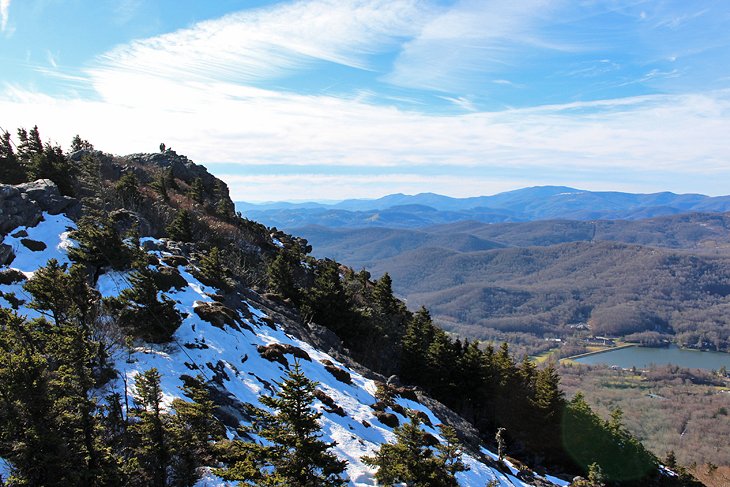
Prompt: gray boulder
<box><xmin>0</xmin><ymin>179</ymin><xmax>77</xmax><ymax>235</ymax></box>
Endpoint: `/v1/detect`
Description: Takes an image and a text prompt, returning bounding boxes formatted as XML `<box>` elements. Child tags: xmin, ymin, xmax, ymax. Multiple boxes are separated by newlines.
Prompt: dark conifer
<box><xmin>111</xmin><ymin>267</ymin><xmax>182</xmax><ymax>343</ymax></box>
<box><xmin>169</xmin><ymin>375</ymin><xmax>225</xmax><ymax>486</ymax></box>
<box><xmin>363</xmin><ymin>414</ymin><xmax>466</xmax><ymax>487</ymax></box>
<box><xmin>216</xmin><ymin>361</ymin><xmax>347</xmax><ymax>486</ymax></box>
<box><xmin>0</xmin><ymin>130</ymin><xmax>25</xmax><ymax>184</ymax></box>
<box><xmin>129</xmin><ymin>368</ymin><xmax>169</xmax><ymax>487</ymax></box>
<box><xmin>166</xmin><ymin>209</ymin><xmax>194</xmax><ymax>242</ymax></box>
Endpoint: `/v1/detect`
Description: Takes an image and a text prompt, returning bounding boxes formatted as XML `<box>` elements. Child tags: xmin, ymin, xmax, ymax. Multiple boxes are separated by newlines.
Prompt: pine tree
<box><xmin>267</xmin><ymin>251</ymin><xmax>300</xmax><ymax>300</ymax></box>
<box><xmin>24</xmin><ymin>258</ymin><xmax>73</xmax><ymax>325</ymax></box>
<box><xmin>70</xmin><ymin>134</ymin><xmax>94</xmax><ymax>152</ymax></box>
<box><xmin>20</xmin><ymin>261</ymin><xmax>119</xmax><ymax>484</ymax></box>
<box><xmin>0</xmin><ymin>129</ymin><xmax>25</xmax><ymax>184</ymax></box>
<box><xmin>115</xmin><ymin>172</ymin><xmax>142</xmax><ymax>208</ymax></box>
<box><xmin>0</xmin><ymin>311</ymin><xmax>66</xmax><ymax>486</ymax></box>
<box><xmin>166</xmin><ymin>209</ymin><xmax>194</xmax><ymax>242</ymax></box>
<box><xmin>196</xmin><ymin>246</ymin><xmax>232</xmax><ymax>291</ymax></box>
<box><xmin>216</xmin><ymin>360</ymin><xmax>347</xmax><ymax>486</ymax></box>
<box><xmin>129</xmin><ymin>368</ymin><xmax>169</xmax><ymax>487</ymax></box>
<box><xmin>110</xmin><ymin>267</ymin><xmax>182</xmax><ymax>343</ymax></box>
<box><xmin>372</xmin><ymin>272</ymin><xmax>398</xmax><ymax>315</ymax></box>
<box><xmin>362</xmin><ymin>414</ymin><xmax>466</xmax><ymax>487</ymax></box>
<box><xmin>169</xmin><ymin>375</ymin><xmax>225</xmax><ymax>486</ymax></box>
<box><xmin>400</xmin><ymin>307</ymin><xmax>436</xmax><ymax>385</ymax></box>
<box><xmin>302</xmin><ymin>259</ymin><xmax>354</xmax><ymax>336</ymax></box>
<box><xmin>434</xmin><ymin>424</ymin><xmax>469</xmax><ymax>484</ymax></box>
<box><xmin>151</xmin><ymin>170</ymin><xmax>169</xmax><ymax>201</ymax></box>
<box><xmin>69</xmin><ymin>213</ymin><xmax>136</xmax><ymax>271</ymax></box>
<box><xmin>188</xmin><ymin>177</ymin><xmax>205</xmax><ymax>203</ymax></box>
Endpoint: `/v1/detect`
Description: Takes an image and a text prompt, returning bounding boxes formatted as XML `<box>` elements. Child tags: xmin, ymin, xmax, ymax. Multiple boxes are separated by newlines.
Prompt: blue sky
<box><xmin>1</xmin><ymin>0</ymin><xmax>729</xmax><ymax>201</ymax></box>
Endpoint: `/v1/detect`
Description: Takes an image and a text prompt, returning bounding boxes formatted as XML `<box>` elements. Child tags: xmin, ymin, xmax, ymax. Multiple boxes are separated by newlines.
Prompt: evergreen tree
<box><xmin>70</xmin><ymin>134</ymin><xmax>94</xmax><ymax>152</ymax></box>
<box><xmin>166</xmin><ymin>209</ymin><xmax>194</xmax><ymax>242</ymax></box>
<box><xmin>562</xmin><ymin>393</ymin><xmax>658</xmax><ymax>483</ymax></box>
<box><xmin>434</xmin><ymin>424</ymin><xmax>469</xmax><ymax>483</ymax></box>
<box><xmin>188</xmin><ymin>177</ymin><xmax>205</xmax><ymax>203</ymax></box>
<box><xmin>0</xmin><ymin>130</ymin><xmax>25</xmax><ymax>184</ymax></box>
<box><xmin>454</xmin><ymin>340</ymin><xmax>489</xmax><ymax>426</ymax></box>
<box><xmin>216</xmin><ymin>361</ymin><xmax>347</xmax><ymax>486</ymax></box>
<box><xmin>69</xmin><ymin>213</ymin><xmax>136</xmax><ymax>271</ymax></box>
<box><xmin>20</xmin><ymin>261</ymin><xmax>119</xmax><ymax>484</ymax></box>
<box><xmin>15</xmin><ymin>126</ymin><xmax>75</xmax><ymax>195</ymax></box>
<box><xmin>372</xmin><ymin>272</ymin><xmax>398</xmax><ymax>315</ymax></box>
<box><xmin>129</xmin><ymin>368</ymin><xmax>169</xmax><ymax>487</ymax></box>
<box><xmin>0</xmin><ymin>312</ymin><xmax>66</xmax><ymax>486</ymax></box>
<box><xmin>267</xmin><ymin>250</ymin><xmax>300</xmax><ymax>300</ymax></box>
<box><xmin>115</xmin><ymin>172</ymin><xmax>142</xmax><ymax>208</ymax></box>
<box><xmin>362</xmin><ymin>414</ymin><xmax>466</xmax><ymax>487</ymax></box>
<box><xmin>110</xmin><ymin>267</ymin><xmax>182</xmax><ymax>343</ymax></box>
<box><xmin>302</xmin><ymin>259</ymin><xmax>354</xmax><ymax>336</ymax></box>
<box><xmin>24</xmin><ymin>258</ymin><xmax>74</xmax><ymax>325</ymax></box>
<box><xmin>196</xmin><ymin>246</ymin><xmax>233</xmax><ymax>291</ymax></box>
<box><xmin>169</xmin><ymin>375</ymin><xmax>225</xmax><ymax>486</ymax></box>
<box><xmin>400</xmin><ymin>307</ymin><xmax>436</xmax><ymax>385</ymax></box>
<box><xmin>151</xmin><ymin>170</ymin><xmax>169</xmax><ymax>201</ymax></box>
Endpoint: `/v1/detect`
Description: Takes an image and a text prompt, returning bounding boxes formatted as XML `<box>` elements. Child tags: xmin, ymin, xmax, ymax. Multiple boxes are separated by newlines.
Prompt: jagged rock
<box><xmin>411</xmin><ymin>410</ymin><xmax>432</xmax><ymax>427</ymax></box>
<box><xmin>0</xmin><ymin>244</ymin><xmax>14</xmax><ymax>266</ymax></box>
<box><xmin>124</xmin><ymin>151</ymin><xmax>225</xmax><ymax>199</ymax></box>
<box><xmin>153</xmin><ymin>266</ymin><xmax>188</xmax><ymax>292</ymax></box>
<box><xmin>110</xmin><ymin>209</ymin><xmax>152</xmax><ymax>236</ymax></box>
<box><xmin>0</xmin><ymin>268</ymin><xmax>26</xmax><ymax>285</ymax></box>
<box><xmin>0</xmin><ymin>179</ymin><xmax>77</xmax><ymax>234</ymax></box>
<box><xmin>374</xmin><ymin>411</ymin><xmax>399</xmax><ymax>428</ymax></box>
<box><xmin>257</xmin><ymin>343</ymin><xmax>312</xmax><ymax>367</ymax></box>
<box><xmin>206</xmin><ymin>360</ymin><xmax>231</xmax><ymax>385</ymax></box>
<box><xmin>320</xmin><ymin>359</ymin><xmax>352</xmax><ymax>384</ymax></box>
<box><xmin>20</xmin><ymin>238</ymin><xmax>47</xmax><ymax>252</ymax></box>
<box><xmin>390</xmin><ymin>403</ymin><xmax>407</xmax><ymax>417</ymax></box>
<box><xmin>194</xmin><ymin>301</ymin><xmax>250</xmax><ymax>332</ymax></box>
<box><xmin>314</xmin><ymin>389</ymin><xmax>346</xmax><ymax>417</ymax></box>
<box><xmin>161</xmin><ymin>255</ymin><xmax>189</xmax><ymax>267</ymax></box>
<box><xmin>10</xmin><ymin>230</ymin><xmax>28</xmax><ymax>238</ymax></box>
<box><xmin>307</xmin><ymin>322</ymin><xmax>344</xmax><ymax>354</ymax></box>
<box><xmin>390</xmin><ymin>385</ymin><xmax>419</xmax><ymax>401</ymax></box>
<box><xmin>141</xmin><ymin>239</ymin><xmax>163</xmax><ymax>252</ymax></box>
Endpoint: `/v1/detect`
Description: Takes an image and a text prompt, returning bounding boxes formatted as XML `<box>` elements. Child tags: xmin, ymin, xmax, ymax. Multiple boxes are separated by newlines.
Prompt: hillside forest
<box><xmin>0</xmin><ymin>126</ymin><xmax>705</xmax><ymax>486</ymax></box>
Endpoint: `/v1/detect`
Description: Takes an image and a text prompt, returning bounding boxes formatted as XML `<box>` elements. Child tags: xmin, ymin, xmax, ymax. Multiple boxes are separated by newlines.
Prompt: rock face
<box><xmin>0</xmin><ymin>180</ymin><xmax>77</xmax><ymax>235</ymax></box>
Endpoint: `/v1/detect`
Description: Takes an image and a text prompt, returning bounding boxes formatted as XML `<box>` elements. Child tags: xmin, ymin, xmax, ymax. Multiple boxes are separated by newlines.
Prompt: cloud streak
<box><xmin>2</xmin><ymin>0</ymin><xmax>730</xmax><ymax>201</ymax></box>
<box><xmin>91</xmin><ymin>0</ymin><xmax>428</xmax><ymax>91</ymax></box>
<box><xmin>0</xmin><ymin>0</ymin><xmax>10</xmax><ymax>32</ymax></box>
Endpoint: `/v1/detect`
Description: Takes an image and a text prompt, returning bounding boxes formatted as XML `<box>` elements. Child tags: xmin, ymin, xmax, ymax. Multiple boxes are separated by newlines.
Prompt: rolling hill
<box><xmin>236</xmin><ymin>187</ymin><xmax>730</xmax><ymax>229</ymax></box>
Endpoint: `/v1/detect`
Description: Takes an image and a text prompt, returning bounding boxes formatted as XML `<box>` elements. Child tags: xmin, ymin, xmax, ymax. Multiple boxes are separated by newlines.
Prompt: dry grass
<box><xmin>559</xmin><ymin>363</ymin><xmax>730</xmax><ymax>469</ymax></box>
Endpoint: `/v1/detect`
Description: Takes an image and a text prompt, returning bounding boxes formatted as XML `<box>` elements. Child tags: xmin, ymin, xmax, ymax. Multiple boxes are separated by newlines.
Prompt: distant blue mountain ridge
<box><xmin>235</xmin><ymin>186</ymin><xmax>730</xmax><ymax>229</ymax></box>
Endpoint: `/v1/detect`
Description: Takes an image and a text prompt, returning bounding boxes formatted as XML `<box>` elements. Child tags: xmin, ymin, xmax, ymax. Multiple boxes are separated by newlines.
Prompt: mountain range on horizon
<box><xmin>235</xmin><ymin>186</ymin><xmax>730</xmax><ymax>229</ymax></box>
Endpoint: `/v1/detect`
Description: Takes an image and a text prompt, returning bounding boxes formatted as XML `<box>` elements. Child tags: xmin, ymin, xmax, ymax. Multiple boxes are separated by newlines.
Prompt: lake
<box><xmin>573</xmin><ymin>344</ymin><xmax>730</xmax><ymax>370</ymax></box>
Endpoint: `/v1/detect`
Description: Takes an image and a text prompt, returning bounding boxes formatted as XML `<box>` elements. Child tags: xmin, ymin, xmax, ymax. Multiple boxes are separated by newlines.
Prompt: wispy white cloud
<box><xmin>3</xmin><ymin>76</ymin><xmax>728</xmax><ymax>180</ymax></box>
<box><xmin>2</xmin><ymin>0</ymin><xmax>730</xmax><ymax>201</ymax></box>
<box><xmin>0</xmin><ymin>0</ymin><xmax>10</xmax><ymax>32</ymax></box>
<box><xmin>90</xmin><ymin>0</ymin><xmax>428</xmax><ymax>93</ymax></box>
<box><xmin>386</xmin><ymin>0</ymin><xmax>574</xmax><ymax>92</ymax></box>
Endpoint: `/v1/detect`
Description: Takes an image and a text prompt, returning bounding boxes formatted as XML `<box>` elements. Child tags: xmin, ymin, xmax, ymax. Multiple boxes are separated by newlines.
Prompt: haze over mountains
<box><xmin>237</xmin><ymin>188</ymin><xmax>730</xmax><ymax>354</ymax></box>
<box><xmin>235</xmin><ymin>186</ymin><xmax>730</xmax><ymax>229</ymax></box>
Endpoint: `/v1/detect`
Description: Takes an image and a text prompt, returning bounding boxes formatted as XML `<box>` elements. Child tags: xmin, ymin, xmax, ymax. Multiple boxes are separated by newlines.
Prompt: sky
<box><xmin>1</xmin><ymin>0</ymin><xmax>730</xmax><ymax>202</ymax></box>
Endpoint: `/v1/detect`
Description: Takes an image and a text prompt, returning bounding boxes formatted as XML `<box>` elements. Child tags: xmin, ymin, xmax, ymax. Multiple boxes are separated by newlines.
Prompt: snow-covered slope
<box><xmin>0</xmin><ymin>213</ymin><xmax>568</xmax><ymax>487</ymax></box>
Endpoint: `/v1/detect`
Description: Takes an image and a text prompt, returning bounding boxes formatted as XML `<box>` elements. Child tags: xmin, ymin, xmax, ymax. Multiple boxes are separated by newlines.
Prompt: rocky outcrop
<box><xmin>0</xmin><ymin>179</ymin><xmax>77</xmax><ymax>235</ymax></box>
<box><xmin>123</xmin><ymin>151</ymin><xmax>228</xmax><ymax>199</ymax></box>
